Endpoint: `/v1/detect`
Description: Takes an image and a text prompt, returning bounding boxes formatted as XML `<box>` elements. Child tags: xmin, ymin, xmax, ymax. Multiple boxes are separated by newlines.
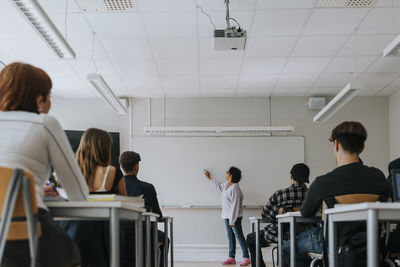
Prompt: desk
<box><xmin>46</xmin><ymin>201</ymin><xmax>145</xmax><ymax>267</ymax></box>
<box><xmin>159</xmin><ymin>216</ymin><xmax>174</xmax><ymax>267</ymax></box>
<box><xmin>325</xmin><ymin>202</ymin><xmax>400</xmax><ymax>267</ymax></box>
<box><xmin>249</xmin><ymin>217</ymin><xmax>267</xmax><ymax>267</ymax></box>
<box><xmin>143</xmin><ymin>212</ymin><xmax>160</xmax><ymax>267</ymax></box>
<box><xmin>276</xmin><ymin>212</ymin><xmax>321</xmax><ymax>267</ymax></box>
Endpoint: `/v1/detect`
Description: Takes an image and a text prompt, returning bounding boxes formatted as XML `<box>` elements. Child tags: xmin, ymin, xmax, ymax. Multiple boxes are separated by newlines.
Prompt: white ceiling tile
<box><xmin>325</xmin><ymin>56</ymin><xmax>376</xmax><ymax>74</ymax></box>
<box><xmin>366</xmin><ymin>57</ymin><xmax>400</xmax><ymax>73</ymax></box>
<box><xmin>150</xmin><ymin>38</ymin><xmax>197</xmax><ymax>59</ymax></box>
<box><xmin>50</xmin><ymin>13</ymin><xmax>92</xmax><ymax>39</ymax></box>
<box><xmin>306</xmin><ymin>87</ymin><xmax>340</xmax><ymax>96</ymax></box>
<box><xmin>38</xmin><ymin>0</ymin><xmax>81</xmax><ymax>13</ymax></box>
<box><xmin>358</xmin><ymin>86</ymin><xmax>383</xmax><ymax>96</ymax></box>
<box><xmin>130</xmin><ymin>89</ymin><xmax>165</xmax><ymax>97</ymax></box>
<box><xmin>200</xmin><ymin>88</ymin><xmax>236</xmax><ymax>97</ymax></box>
<box><xmin>358</xmin><ymin>72</ymin><xmax>399</xmax><ymax>86</ymax></box>
<box><xmin>245</xmin><ymin>37</ymin><xmax>297</xmax><ymax>58</ymax></box>
<box><xmin>68</xmin><ymin>39</ymin><xmax>108</xmax><ymax>60</ymax></box>
<box><xmin>122</xmin><ymin>76</ymin><xmax>162</xmax><ymax>90</ymax></box>
<box><xmin>276</xmin><ymin>74</ymin><xmax>318</xmax><ymax>87</ymax></box>
<box><xmin>374</xmin><ymin>0</ymin><xmax>400</xmax><ymax>7</ymax></box>
<box><xmin>101</xmin><ymin>39</ymin><xmax>153</xmax><ymax>60</ymax></box>
<box><xmin>358</xmin><ymin>8</ymin><xmax>400</xmax><ymax>35</ymax></box>
<box><xmin>200</xmin><ymin>59</ymin><xmax>242</xmax><ymax>75</ymax></box>
<box><xmin>0</xmin><ymin>38</ymin><xmax>60</xmax><ymax>62</ymax></box>
<box><xmin>164</xmin><ymin>89</ymin><xmax>200</xmax><ymax>97</ymax></box>
<box><xmin>282</xmin><ymin>57</ymin><xmax>331</xmax><ymax>74</ymax></box>
<box><xmin>114</xmin><ymin>60</ymin><xmax>158</xmax><ymax>76</ymax></box>
<box><xmin>156</xmin><ymin>59</ymin><xmax>198</xmax><ymax>76</ymax></box>
<box><xmin>252</xmin><ymin>10</ymin><xmax>312</xmax><ymax>36</ymax></box>
<box><xmin>201</xmin><ymin>75</ymin><xmax>238</xmax><ymax>89</ymax></box>
<box><xmin>143</xmin><ymin>12</ymin><xmax>197</xmax><ymax>38</ymax></box>
<box><xmin>303</xmin><ymin>9</ymin><xmax>369</xmax><ymax>35</ymax></box>
<box><xmin>338</xmin><ymin>34</ymin><xmax>396</xmax><ymax>56</ymax></box>
<box><xmin>52</xmin><ymin>76</ymin><xmax>96</xmax><ymax>98</ymax></box>
<box><xmin>257</xmin><ymin>0</ymin><xmax>318</xmax><ymax>9</ymax></box>
<box><xmin>236</xmin><ymin>89</ymin><xmax>271</xmax><ymax>97</ymax></box>
<box><xmin>391</xmin><ymin>76</ymin><xmax>400</xmax><ymax>86</ymax></box>
<box><xmin>292</xmin><ymin>36</ymin><xmax>347</xmax><ymax>57</ymax></box>
<box><xmin>199</xmin><ymin>39</ymin><xmax>244</xmax><ymax>58</ymax></box>
<box><xmin>241</xmin><ymin>58</ymin><xmax>286</xmax><ymax>74</ymax></box>
<box><xmin>138</xmin><ymin>0</ymin><xmax>196</xmax><ymax>12</ymax></box>
<box><xmin>162</xmin><ymin>76</ymin><xmax>199</xmax><ymax>90</ymax></box>
<box><xmin>313</xmin><ymin>74</ymin><xmax>355</xmax><ymax>87</ymax></box>
<box><xmin>238</xmin><ymin>75</ymin><xmax>278</xmax><ymax>89</ymax></box>
<box><xmin>271</xmin><ymin>87</ymin><xmax>308</xmax><ymax>96</ymax></box>
<box><xmin>34</xmin><ymin>60</ymin><xmax>76</xmax><ymax>78</ymax></box>
<box><xmin>197</xmin><ymin>0</ymin><xmax>256</xmax><ymax>11</ymax></box>
<box><xmin>84</xmin><ymin>13</ymin><xmax>146</xmax><ymax>39</ymax></box>
<box><xmin>377</xmin><ymin>86</ymin><xmax>400</xmax><ymax>96</ymax></box>
<box><xmin>100</xmin><ymin>76</ymin><xmax>129</xmax><ymax>96</ymax></box>
<box><xmin>198</xmin><ymin>10</ymin><xmax>253</xmax><ymax>38</ymax></box>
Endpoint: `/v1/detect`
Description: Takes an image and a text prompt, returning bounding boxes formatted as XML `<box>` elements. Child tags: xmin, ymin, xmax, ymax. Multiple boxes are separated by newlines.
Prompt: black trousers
<box><xmin>246</xmin><ymin>230</ymin><xmax>270</xmax><ymax>267</ymax></box>
<box><xmin>2</xmin><ymin>209</ymin><xmax>81</xmax><ymax>267</ymax></box>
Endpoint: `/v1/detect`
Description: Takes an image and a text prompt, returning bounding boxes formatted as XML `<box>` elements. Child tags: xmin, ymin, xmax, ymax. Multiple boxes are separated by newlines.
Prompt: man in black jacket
<box><xmin>281</xmin><ymin>121</ymin><xmax>390</xmax><ymax>267</ymax></box>
<box><xmin>119</xmin><ymin>151</ymin><xmax>167</xmax><ymax>267</ymax></box>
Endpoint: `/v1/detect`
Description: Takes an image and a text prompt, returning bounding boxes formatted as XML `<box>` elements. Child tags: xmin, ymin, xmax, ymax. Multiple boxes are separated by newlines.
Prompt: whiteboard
<box><xmin>132</xmin><ymin>136</ymin><xmax>304</xmax><ymax>206</ymax></box>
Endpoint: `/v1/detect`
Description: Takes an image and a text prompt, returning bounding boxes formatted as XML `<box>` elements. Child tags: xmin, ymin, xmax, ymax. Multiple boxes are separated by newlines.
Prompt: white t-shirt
<box><xmin>0</xmin><ymin>111</ymin><xmax>89</xmax><ymax>210</ymax></box>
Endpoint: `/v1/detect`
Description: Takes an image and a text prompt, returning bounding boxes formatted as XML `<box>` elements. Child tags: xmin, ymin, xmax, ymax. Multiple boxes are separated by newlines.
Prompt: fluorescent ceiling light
<box><xmin>383</xmin><ymin>34</ymin><xmax>400</xmax><ymax>57</ymax></box>
<box><xmin>144</xmin><ymin>126</ymin><xmax>295</xmax><ymax>136</ymax></box>
<box><xmin>313</xmin><ymin>82</ymin><xmax>363</xmax><ymax>122</ymax></box>
<box><xmin>11</xmin><ymin>0</ymin><xmax>76</xmax><ymax>59</ymax></box>
<box><xmin>87</xmin><ymin>74</ymin><xmax>127</xmax><ymax>115</ymax></box>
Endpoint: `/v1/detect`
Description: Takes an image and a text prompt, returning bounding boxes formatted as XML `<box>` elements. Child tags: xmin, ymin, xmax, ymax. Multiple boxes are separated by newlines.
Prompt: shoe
<box><xmin>222</xmin><ymin>257</ymin><xmax>236</xmax><ymax>265</ymax></box>
<box><xmin>240</xmin><ymin>258</ymin><xmax>251</xmax><ymax>266</ymax></box>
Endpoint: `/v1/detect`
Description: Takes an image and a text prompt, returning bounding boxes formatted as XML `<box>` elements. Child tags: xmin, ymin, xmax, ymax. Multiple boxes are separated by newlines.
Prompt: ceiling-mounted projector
<box><xmin>214</xmin><ymin>27</ymin><xmax>247</xmax><ymax>50</ymax></box>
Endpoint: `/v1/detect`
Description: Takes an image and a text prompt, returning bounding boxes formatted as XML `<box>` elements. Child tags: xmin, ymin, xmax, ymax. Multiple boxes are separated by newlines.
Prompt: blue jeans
<box><xmin>224</xmin><ymin>217</ymin><xmax>250</xmax><ymax>258</ymax></box>
<box><xmin>282</xmin><ymin>226</ymin><xmax>323</xmax><ymax>267</ymax></box>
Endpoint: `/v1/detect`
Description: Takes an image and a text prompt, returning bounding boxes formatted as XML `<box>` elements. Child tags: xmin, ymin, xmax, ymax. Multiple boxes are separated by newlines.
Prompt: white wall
<box><xmin>49</xmin><ymin>96</ymin><xmax>131</xmax><ymax>151</ymax></box>
<box><xmin>50</xmin><ymin>96</ymin><xmax>390</xmax><ymax>261</ymax></box>
<box><xmin>390</xmin><ymin>91</ymin><xmax>400</xmax><ymax>160</ymax></box>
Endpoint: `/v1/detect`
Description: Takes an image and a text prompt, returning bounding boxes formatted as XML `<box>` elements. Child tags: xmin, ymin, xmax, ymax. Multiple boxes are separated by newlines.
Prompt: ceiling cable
<box><xmin>196</xmin><ymin>5</ymin><xmax>216</xmax><ymax>29</ymax></box>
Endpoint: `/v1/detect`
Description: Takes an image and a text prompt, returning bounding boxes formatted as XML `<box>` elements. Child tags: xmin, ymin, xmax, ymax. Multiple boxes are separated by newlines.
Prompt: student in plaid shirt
<box><xmin>246</xmin><ymin>163</ymin><xmax>310</xmax><ymax>267</ymax></box>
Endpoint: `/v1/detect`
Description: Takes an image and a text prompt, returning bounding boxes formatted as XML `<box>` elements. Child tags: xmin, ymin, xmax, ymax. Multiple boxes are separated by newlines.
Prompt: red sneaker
<box><xmin>240</xmin><ymin>258</ymin><xmax>251</xmax><ymax>266</ymax></box>
<box><xmin>222</xmin><ymin>257</ymin><xmax>236</xmax><ymax>265</ymax></box>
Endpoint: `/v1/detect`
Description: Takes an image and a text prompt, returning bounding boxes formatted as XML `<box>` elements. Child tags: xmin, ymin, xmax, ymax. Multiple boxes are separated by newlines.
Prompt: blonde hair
<box><xmin>76</xmin><ymin>128</ymin><xmax>112</xmax><ymax>189</ymax></box>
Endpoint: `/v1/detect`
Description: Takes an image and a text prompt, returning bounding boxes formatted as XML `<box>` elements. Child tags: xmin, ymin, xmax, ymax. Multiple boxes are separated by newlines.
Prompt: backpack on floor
<box><xmin>337</xmin><ymin>231</ymin><xmax>367</xmax><ymax>267</ymax></box>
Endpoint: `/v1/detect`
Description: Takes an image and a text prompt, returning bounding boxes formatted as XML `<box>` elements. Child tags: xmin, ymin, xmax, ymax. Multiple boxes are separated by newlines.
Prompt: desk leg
<box><xmin>164</xmin><ymin>220</ymin><xmax>169</xmax><ymax>267</ymax></box>
<box><xmin>153</xmin><ymin>221</ymin><xmax>158</xmax><ymax>267</ymax></box>
<box><xmin>110</xmin><ymin>208</ymin><xmax>120</xmax><ymax>267</ymax></box>
<box><xmin>278</xmin><ymin>221</ymin><xmax>282</xmax><ymax>267</ymax></box>
<box><xmin>170</xmin><ymin>220</ymin><xmax>174</xmax><ymax>267</ymax></box>
<box><xmin>146</xmin><ymin>216</ymin><xmax>151</xmax><ymax>267</ymax></box>
<box><xmin>290</xmin><ymin>217</ymin><xmax>295</xmax><ymax>267</ymax></box>
<box><xmin>255</xmin><ymin>219</ymin><xmax>260</xmax><ymax>267</ymax></box>
<box><xmin>328</xmin><ymin>215</ymin><xmax>337</xmax><ymax>267</ymax></box>
<box><xmin>136</xmin><ymin>216</ymin><xmax>143</xmax><ymax>267</ymax></box>
<box><xmin>367</xmin><ymin>209</ymin><xmax>378</xmax><ymax>267</ymax></box>
<box><xmin>252</xmin><ymin>222</ymin><xmax>255</xmax><ymax>233</ymax></box>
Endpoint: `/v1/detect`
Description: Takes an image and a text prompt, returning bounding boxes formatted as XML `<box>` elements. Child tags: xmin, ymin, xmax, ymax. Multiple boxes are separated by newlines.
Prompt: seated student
<box><xmin>0</xmin><ymin>62</ymin><xmax>89</xmax><ymax>267</ymax></box>
<box><xmin>281</xmin><ymin>121</ymin><xmax>390</xmax><ymax>267</ymax></box>
<box><xmin>61</xmin><ymin>128</ymin><xmax>127</xmax><ymax>267</ymax></box>
<box><xmin>246</xmin><ymin>163</ymin><xmax>310</xmax><ymax>267</ymax></box>
<box><xmin>387</xmin><ymin>158</ymin><xmax>400</xmax><ymax>198</ymax></box>
<box><xmin>386</xmin><ymin>158</ymin><xmax>400</xmax><ymax>254</ymax></box>
<box><xmin>119</xmin><ymin>151</ymin><xmax>166</xmax><ymax>267</ymax></box>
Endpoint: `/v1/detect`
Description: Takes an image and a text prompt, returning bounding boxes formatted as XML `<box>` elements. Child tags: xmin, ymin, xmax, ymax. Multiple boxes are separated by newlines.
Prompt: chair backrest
<box><xmin>0</xmin><ymin>167</ymin><xmax>38</xmax><ymax>218</ymax></box>
<box><xmin>322</xmin><ymin>193</ymin><xmax>381</xmax><ymax>220</ymax></box>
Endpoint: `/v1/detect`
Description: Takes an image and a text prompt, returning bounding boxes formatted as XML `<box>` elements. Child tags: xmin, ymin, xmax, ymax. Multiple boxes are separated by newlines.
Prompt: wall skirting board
<box><xmin>173</xmin><ymin>244</ymin><xmax>274</xmax><ymax>262</ymax></box>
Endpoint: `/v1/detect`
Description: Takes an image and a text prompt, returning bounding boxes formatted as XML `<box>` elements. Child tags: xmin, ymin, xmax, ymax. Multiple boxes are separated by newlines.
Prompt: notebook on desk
<box><xmin>391</xmin><ymin>169</ymin><xmax>400</xmax><ymax>202</ymax></box>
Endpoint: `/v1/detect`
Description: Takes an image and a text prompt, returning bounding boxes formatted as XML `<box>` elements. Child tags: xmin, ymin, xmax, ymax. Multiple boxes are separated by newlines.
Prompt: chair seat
<box><xmin>7</xmin><ymin>221</ymin><xmax>41</xmax><ymax>241</ymax></box>
<box><xmin>307</xmin><ymin>252</ymin><xmax>322</xmax><ymax>258</ymax></box>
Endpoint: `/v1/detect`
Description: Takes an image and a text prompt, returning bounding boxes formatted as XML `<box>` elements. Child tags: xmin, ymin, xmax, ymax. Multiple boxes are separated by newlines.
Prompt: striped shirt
<box><xmin>261</xmin><ymin>183</ymin><xmax>308</xmax><ymax>243</ymax></box>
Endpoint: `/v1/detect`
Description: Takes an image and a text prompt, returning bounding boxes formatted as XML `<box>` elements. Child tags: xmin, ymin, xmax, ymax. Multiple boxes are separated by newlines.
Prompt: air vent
<box><xmin>75</xmin><ymin>0</ymin><xmax>134</xmax><ymax>12</ymax></box>
<box><xmin>316</xmin><ymin>0</ymin><xmax>376</xmax><ymax>7</ymax></box>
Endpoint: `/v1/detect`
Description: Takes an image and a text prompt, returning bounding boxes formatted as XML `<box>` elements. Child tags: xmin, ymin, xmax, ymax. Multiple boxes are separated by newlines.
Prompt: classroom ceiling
<box><xmin>0</xmin><ymin>0</ymin><xmax>400</xmax><ymax>98</ymax></box>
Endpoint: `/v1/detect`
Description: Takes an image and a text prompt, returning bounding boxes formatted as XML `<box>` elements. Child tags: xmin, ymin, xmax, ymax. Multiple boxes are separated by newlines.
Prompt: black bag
<box><xmin>337</xmin><ymin>231</ymin><xmax>367</xmax><ymax>267</ymax></box>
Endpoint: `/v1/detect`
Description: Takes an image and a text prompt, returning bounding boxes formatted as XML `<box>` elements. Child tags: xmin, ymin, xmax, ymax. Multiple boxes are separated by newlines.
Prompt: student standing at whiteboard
<box><xmin>204</xmin><ymin>167</ymin><xmax>251</xmax><ymax>266</ymax></box>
